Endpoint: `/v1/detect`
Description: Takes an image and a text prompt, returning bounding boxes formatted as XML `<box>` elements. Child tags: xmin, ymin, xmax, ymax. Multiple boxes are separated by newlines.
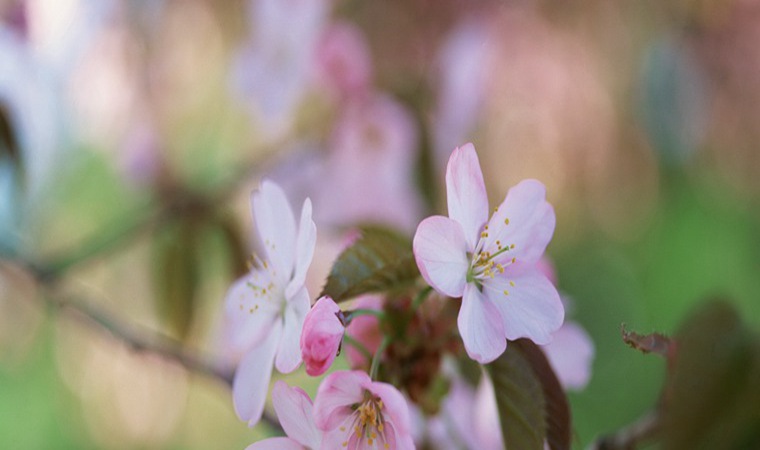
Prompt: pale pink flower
<box><xmin>301</xmin><ymin>296</ymin><xmax>345</xmax><ymax>376</ymax></box>
<box><xmin>345</xmin><ymin>296</ymin><xmax>384</xmax><ymax>369</ymax></box>
<box><xmin>223</xmin><ymin>180</ymin><xmax>317</xmax><ymax>426</ymax></box>
<box><xmin>246</xmin><ymin>381</ymin><xmax>322</xmax><ymax>450</ymax></box>
<box><xmin>314</xmin><ymin>93</ymin><xmax>423</xmax><ymax>233</ymax></box>
<box><xmin>231</xmin><ymin>0</ymin><xmax>329</xmax><ymax>136</ymax></box>
<box><xmin>413</xmin><ymin>143</ymin><xmax>563</xmax><ymax>363</ymax></box>
<box><xmin>313</xmin><ymin>370</ymin><xmax>415</xmax><ymax>450</ymax></box>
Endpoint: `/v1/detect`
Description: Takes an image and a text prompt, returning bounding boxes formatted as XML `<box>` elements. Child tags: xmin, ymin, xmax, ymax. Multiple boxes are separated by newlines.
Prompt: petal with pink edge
<box><xmin>458</xmin><ymin>283</ymin><xmax>506</xmax><ymax>363</ymax></box>
<box><xmin>313</xmin><ymin>370</ymin><xmax>368</xmax><ymax>431</ymax></box>
<box><xmin>286</xmin><ymin>197</ymin><xmax>317</xmax><ymax>299</ymax></box>
<box><xmin>272</xmin><ymin>381</ymin><xmax>321</xmax><ymax>448</ymax></box>
<box><xmin>275</xmin><ymin>286</ymin><xmax>310</xmax><ymax>373</ymax></box>
<box><xmin>245</xmin><ymin>437</ymin><xmax>305</xmax><ymax>450</ymax></box>
<box><xmin>233</xmin><ymin>323</ymin><xmax>283</xmax><ymax>427</ymax></box>
<box><xmin>252</xmin><ymin>179</ymin><xmax>297</xmax><ymax>278</ymax></box>
<box><xmin>445</xmin><ymin>143</ymin><xmax>489</xmax><ymax>249</ymax></box>
<box><xmin>366</xmin><ymin>381</ymin><xmax>413</xmax><ymax>436</ymax></box>
<box><xmin>413</xmin><ymin>216</ymin><xmax>469</xmax><ymax>298</ymax></box>
<box><xmin>485</xmin><ymin>179</ymin><xmax>555</xmax><ymax>264</ymax></box>
<box><xmin>483</xmin><ymin>264</ymin><xmax>564</xmax><ymax>345</ymax></box>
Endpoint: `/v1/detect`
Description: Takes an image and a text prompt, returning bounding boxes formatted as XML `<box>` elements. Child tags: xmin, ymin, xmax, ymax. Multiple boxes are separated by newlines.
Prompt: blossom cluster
<box><xmin>219</xmin><ymin>143</ymin><xmax>593</xmax><ymax>449</ymax></box>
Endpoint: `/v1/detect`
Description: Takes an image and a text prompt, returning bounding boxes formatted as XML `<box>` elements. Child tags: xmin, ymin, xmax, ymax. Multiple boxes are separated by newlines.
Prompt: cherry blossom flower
<box><xmin>301</xmin><ymin>295</ymin><xmax>345</xmax><ymax>376</ymax></box>
<box><xmin>413</xmin><ymin>143</ymin><xmax>563</xmax><ymax>363</ymax></box>
<box><xmin>312</xmin><ymin>21</ymin><xmax>372</xmax><ymax>100</ymax></box>
<box><xmin>223</xmin><ymin>180</ymin><xmax>316</xmax><ymax>426</ymax></box>
<box><xmin>313</xmin><ymin>370</ymin><xmax>414</xmax><ymax>450</ymax></box>
<box><xmin>246</xmin><ymin>381</ymin><xmax>322</xmax><ymax>450</ymax></box>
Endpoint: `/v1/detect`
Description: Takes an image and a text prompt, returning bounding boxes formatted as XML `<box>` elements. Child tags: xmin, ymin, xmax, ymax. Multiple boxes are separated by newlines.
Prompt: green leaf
<box><xmin>486</xmin><ymin>339</ymin><xmax>572</xmax><ymax>450</ymax></box>
<box><xmin>662</xmin><ymin>300</ymin><xmax>760</xmax><ymax>450</ymax></box>
<box><xmin>320</xmin><ymin>226</ymin><xmax>419</xmax><ymax>303</ymax></box>
<box><xmin>486</xmin><ymin>342</ymin><xmax>546</xmax><ymax>450</ymax></box>
<box><xmin>151</xmin><ymin>220</ymin><xmax>202</xmax><ymax>340</ymax></box>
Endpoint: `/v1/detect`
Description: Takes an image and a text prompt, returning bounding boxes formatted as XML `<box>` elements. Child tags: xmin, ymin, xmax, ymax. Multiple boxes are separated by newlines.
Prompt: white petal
<box><xmin>233</xmin><ymin>323</ymin><xmax>283</xmax><ymax>427</ymax></box>
<box><xmin>445</xmin><ymin>143</ymin><xmax>489</xmax><ymax>250</ymax></box>
<box><xmin>542</xmin><ymin>321</ymin><xmax>595</xmax><ymax>390</ymax></box>
<box><xmin>223</xmin><ymin>273</ymin><xmax>279</xmax><ymax>356</ymax></box>
<box><xmin>483</xmin><ymin>265</ymin><xmax>564</xmax><ymax>345</ymax></box>
<box><xmin>486</xmin><ymin>179</ymin><xmax>555</xmax><ymax>265</ymax></box>
<box><xmin>272</xmin><ymin>381</ymin><xmax>321</xmax><ymax>448</ymax></box>
<box><xmin>285</xmin><ymin>197</ymin><xmax>316</xmax><ymax>299</ymax></box>
<box><xmin>413</xmin><ymin>216</ymin><xmax>469</xmax><ymax>298</ymax></box>
<box><xmin>275</xmin><ymin>287</ymin><xmax>309</xmax><ymax>373</ymax></box>
<box><xmin>245</xmin><ymin>437</ymin><xmax>305</xmax><ymax>450</ymax></box>
<box><xmin>252</xmin><ymin>179</ymin><xmax>297</xmax><ymax>279</ymax></box>
<box><xmin>458</xmin><ymin>284</ymin><xmax>506</xmax><ymax>363</ymax></box>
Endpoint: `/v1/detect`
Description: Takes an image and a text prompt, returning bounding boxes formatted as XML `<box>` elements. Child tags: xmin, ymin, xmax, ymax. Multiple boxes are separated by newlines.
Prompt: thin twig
<box><xmin>590</xmin><ymin>411</ymin><xmax>660</xmax><ymax>450</ymax></box>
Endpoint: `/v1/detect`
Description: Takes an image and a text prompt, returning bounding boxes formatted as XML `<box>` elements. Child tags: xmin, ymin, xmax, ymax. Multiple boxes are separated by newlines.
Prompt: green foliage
<box><xmin>486</xmin><ymin>339</ymin><xmax>571</xmax><ymax>450</ymax></box>
<box><xmin>320</xmin><ymin>226</ymin><xmax>419</xmax><ymax>303</ymax></box>
<box><xmin>661</xmin><ymin>300</ymin><xmax>760</xmax><ymax>450</ymax></box>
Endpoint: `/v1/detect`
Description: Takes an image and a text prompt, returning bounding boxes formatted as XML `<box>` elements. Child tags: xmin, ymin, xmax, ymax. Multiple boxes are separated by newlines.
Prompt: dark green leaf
<box><xmin>320</xmin><ymin>226</ymin><xmax>419</xmax><ymax>302</ymax></box>
<box><xmin>662</xmin><ymin>300</ymin><xmax>760</xmax><ymax>450</ymax></box>
<box><xmin>513</xmin><ymin>339</ymin><xmax>572</xmax><ymax>450</ymax></box>
<box><xmin>486</xmin><ymin>341</ymin><xmax>547</xmax><ymax>450</ymax></box>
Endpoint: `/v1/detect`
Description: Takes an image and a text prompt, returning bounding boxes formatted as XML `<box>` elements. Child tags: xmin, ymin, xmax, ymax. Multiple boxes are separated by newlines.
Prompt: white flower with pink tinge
<box><xmin>222</xmin><ymin>180</ymin><xmax>316</xmax><ymax>427</ymax></box>
<box><xmin>246</xmin><ymin>381</ymin><xmax>322</xmax><ymax>450</ymax></box>
<box><xmin>413</xmin><ymin>143</ymin><xmax>564</xmax><ymax>363</ymax></box>
<box><xmin>313</xmin><ymin>370</ymin><xmax>415</xmax><ymax>450</ymax></box>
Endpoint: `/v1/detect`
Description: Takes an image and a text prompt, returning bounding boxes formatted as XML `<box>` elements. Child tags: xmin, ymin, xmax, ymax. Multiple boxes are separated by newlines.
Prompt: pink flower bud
<box><xmin>300</xmin><ymin>296</ymin><xmax>345</xmax><ymax>376</ymax></box>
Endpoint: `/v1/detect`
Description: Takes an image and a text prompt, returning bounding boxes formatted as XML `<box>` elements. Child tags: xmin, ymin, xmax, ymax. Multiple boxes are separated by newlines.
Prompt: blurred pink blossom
<box><xmin>301</xmin><ymin>295</ymin><xmax>345</xmax><ymax>376</ymax></box>
<box><xmin>413</xmin><ymin>143</ymin><xmax>563</xmax><ymax>363</ymax></box>
<box><xmin>345</xmin><ymin>295</ymin><xmax>383</xmax><ymax>369</ymax></box>
<box><xmin>314</xmin><ymin>93</ymin><xmax>423</xmax><ymax>233</ymax></box>
<box><xmin>221</xmin><ymin>180</ymin><xmax>316</xmax><ymax>427</ymax></box>
<box><xmin>313</xmin><ymin>370</ymin><xmax>414</xmax><ymax>449</ymax></box>
<box><xmin>312</xmin><ymin>21</ymin><xmax>372</xmax><ymax>101</ymax></box>
<box><xmin>231</xmin><ymin>0</ymin><xmax>329</xmax><ymax>136</ymax></box>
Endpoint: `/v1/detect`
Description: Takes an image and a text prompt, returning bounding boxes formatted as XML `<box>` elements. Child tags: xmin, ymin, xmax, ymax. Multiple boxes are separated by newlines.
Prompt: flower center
<box><xmin>466</xmin><ymin>223</ymin><xmax>518</xmax><ymax>294</ymax></box>
<box><xmin>237</xmin><ymin>253</ymin><xmax>285</xmax><ymax>315</ymax></box>
<box><xmin>339</xmin><ymin>395</ymin><xmax>391</xmax><ymax>449</ymax></box>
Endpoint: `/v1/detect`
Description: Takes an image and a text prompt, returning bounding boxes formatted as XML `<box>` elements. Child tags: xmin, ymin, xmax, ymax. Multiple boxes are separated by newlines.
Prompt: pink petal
<box><xmin>252</xmin><ymin>179</ymin><xmax>297</xmax><ymax>279</ymax></box>
<box><xmin>223</xmin><ymin>274</ymin><xmax>279</xmax><ymax>356</ymax></box>
<box><xmin>483</xmin><ymin>264</ymin><xmax>563</xmax><ymax>345</ymax></box>
<box><xmin>313</xmin><ymin>370</ymin><xmax>368</xmax><ymax>431</ymax></box>
<box><xmin>485</xmin><ymin>179</ymin><xmax>555</xmax><ymax>264</ymax></box>
<box><xmin>301</xmin><ymin>296</ymin><xmax>344</xmax><ymax>376</ymax></box>
<box><xmin>445</xmin><ymin>143</ymin><xmax>489</xmax><ymax>249</ymax></box>
<box><xmin>458</xmin><ymin>283</ymin><xmax>507</xmax><ymax>363</ymax></box>
<box><xmin>233</xmin><ymin>324</ymin><xmax>283</xmax><ymax>427</ymax></box>
<box><xmin>345</xmin><ymin>296</ymin><xmax>383</xmax><ymax>369</ymax></box>
<box><xmin>275</xmin><ymin>287</ymin><xmax>310</xmax><ymax>373</ymax></box>
<box><xmin>473</xmin><ymin>376</ymin><xmax>503</xmax><ymax>450</ymax></box>
<box><xmin>542</xmin><ymin>321</ymin><xmax>595</xmax><ymax>390</ymax></box>
<box><xmin>413</xmin><ymin>216</ymin><xmax>469</xmax><ymax>298</ymax></box>
<box><xmin>272</xmin><ymin>381</ymin><xmax>321</xmax><ymax>448</ymax></box>
<box><xmin>286</xmin><ymin>197</ymin><xmax>317</xmax><ymax>299</ymax></box>
<box><xmin>245</xmin><ymin>437</ymin><xmax>305</xmax><ymax>450</ymax></box>
<box><xmin>365</xmin><ymin>381</ymin><xmax>412</xmax><ymax>436</ymax></box>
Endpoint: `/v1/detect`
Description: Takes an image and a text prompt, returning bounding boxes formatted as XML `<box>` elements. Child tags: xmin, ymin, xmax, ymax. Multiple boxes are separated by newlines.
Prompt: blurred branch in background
<box><xmin>591</xmin><ymin>411</ymin><xmax>660</xmax><ymax>450</ymax></box>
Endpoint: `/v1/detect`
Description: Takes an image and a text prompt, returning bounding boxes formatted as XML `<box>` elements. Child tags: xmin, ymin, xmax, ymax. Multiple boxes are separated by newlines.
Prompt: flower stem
<box><xmin>369</xmin><ymin>336</ymin><xmax>392</xmax><ymax>380</ymax></box>
<box><xmin>411</xmin><ymin>286</ymin><xmax>433</xmax><ymax>310</ymax></box>
<box><xmin>343</xmin><ymin>335</ymin><xmax>371</xmax><ymax>361</ymax></box>
<box><xmin>349</xmin><ymin>308</ymin><xmax>385</xmax><ymax>321</ymax></box>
